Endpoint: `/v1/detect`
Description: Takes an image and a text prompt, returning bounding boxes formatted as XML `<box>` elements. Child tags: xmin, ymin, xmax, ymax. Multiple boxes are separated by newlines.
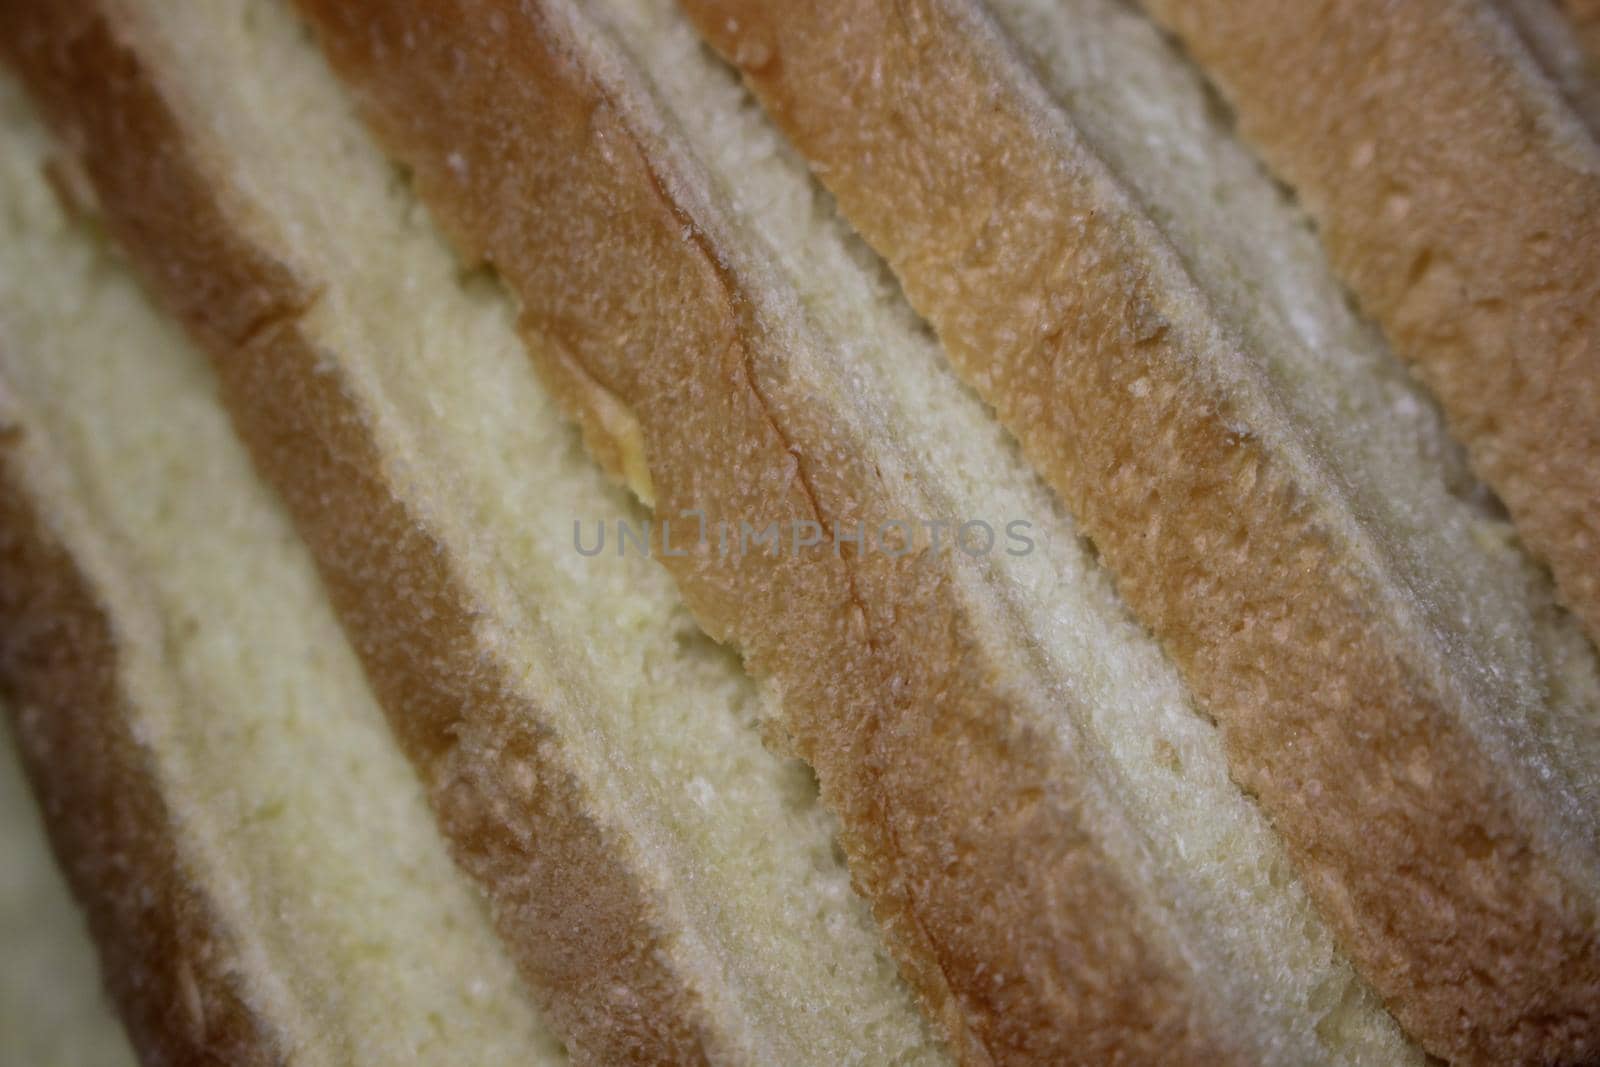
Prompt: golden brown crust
<box><xmin>1565</xmin><ymin>0</ymin><xmax>1600</xmax><ymax>61</ymax></box>
<box><xmin>676</xmin><ymin>0</ymin><xmax>1600</xmax><ymax>1062</ymax></box>
<box><xmin>0</xmin><ymin>5</ymin><xmax>717</xmax><ymax>1063</ymax></box>
<box><xmin>289</xmin><ymin>1</ymin><xmax>1258</xmax><ymax>1063</ymax></box>
<box><xmin>1136</xmin><ymin>0</ymin><xmax>1600</xmax><ymax>648</ymax></box>
<box><xmin>0</xmin><ymin>456</ymin><xmax>277</xmax><ymax>1067</ymax></box>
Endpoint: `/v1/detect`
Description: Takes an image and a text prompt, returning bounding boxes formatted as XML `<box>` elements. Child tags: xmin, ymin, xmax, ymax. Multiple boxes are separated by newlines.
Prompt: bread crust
<box><xmin>1565</xmin><ymin>0</ymin><xmax>1600</xmax><ymax>61</ymax></box>
<box><xmin>1136</xmin><ymin>0</ymin><xmax>1600</xmax><ymax>648</ymax></box>
<box><xmin>676</xmin><ymin>0</ymin><xmax>1600</xmax><ymax>1062</ymax></box>
<box><xmin>0</xmin><ymin>457</ymin><xmax>277</xmax><ymax>1066</ymax></box>
<box><xmin>280</xmin><ymin>1</ymin><xmax>1306</xmax><ymax>1063</ymax></box>
<box><xmin>0</xmin><ymin>5</ymin><xmax>722</xmax><ymax>1063</ymax></box>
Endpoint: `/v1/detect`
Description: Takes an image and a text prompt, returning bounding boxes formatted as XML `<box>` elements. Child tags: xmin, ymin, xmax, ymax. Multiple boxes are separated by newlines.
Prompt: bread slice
<box><xmin>676</xmin><ymin>0</ymin><xmax>1600</xmax><ymax>1061</ymax></box>
<box><xmin>1133</xmin><ymin>0</ymin><xmax>1600</xmax><ymax>649</ymax></box>
<box><xmin>288</xmin><ymin>0</ymin><xmax>1431</xmax><ymax>1063</ymax></box>
<box><xmin>0</xmin><ymin>74</ymin><xmax>564</xmax><ymax>1065</ymax></box>
<box><xmin>0</xmin><ymin>3</ymin><xmax>950</xmax><ymax>1064</ymax></box>
<box><xmin>0</xmin><ymin>728</ymin><xmax>136</xmax><ymax>1067</ymax></box>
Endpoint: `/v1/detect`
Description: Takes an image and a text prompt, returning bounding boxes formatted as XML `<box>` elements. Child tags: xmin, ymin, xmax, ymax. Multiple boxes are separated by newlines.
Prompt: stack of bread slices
<box><xmin>1</xmin><ymin>1</ymin><xmax>1596</xmax><ymax>1064</ymax></box>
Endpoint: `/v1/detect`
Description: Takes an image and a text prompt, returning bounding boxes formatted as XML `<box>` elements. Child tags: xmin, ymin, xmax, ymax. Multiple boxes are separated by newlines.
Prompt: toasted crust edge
<box><xmin>1139</xmin><ymin>0</ymin><xmax>1600</xmax><ymax>647</ymax></box>
<box><xmin>676</xmin><ymin>0</ymin><xmax>1600</xmax><ymax>1062</ymax></box>
<box><xmin>1563</xmin><ymin>0</ymin><xmax>1600</xmax><ymax>62</ymax></box>
<box><xmin>0</xmin><ymin>5</ymin><xmax>725</xmax><ymax>1063</ymax></box>
<box><xmin>0</xmin><ymin>452</ymin><xmax>278</xmax><ymax>1067</ymax></box>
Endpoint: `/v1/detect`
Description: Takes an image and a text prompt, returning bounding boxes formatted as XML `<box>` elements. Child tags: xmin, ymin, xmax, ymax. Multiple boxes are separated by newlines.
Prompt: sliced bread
<box><xmin>290</xmin><ymin>0</ymin><xmax>1421</xmax><ymax>1062</ymax></box>
<box><xmin>0</xmin><ymin>72</ymin><xmax>565</xmax><ymax>1065</ymax></box>
<box><xmin>0</xmin><ymin>5</ymin><xmax>943</xmax><ymax>1063</ymax></box>
<box><xmin>676</xmin><ymin>0</ymin><xmax>1600</xmax><ymax>1061</ymax></box>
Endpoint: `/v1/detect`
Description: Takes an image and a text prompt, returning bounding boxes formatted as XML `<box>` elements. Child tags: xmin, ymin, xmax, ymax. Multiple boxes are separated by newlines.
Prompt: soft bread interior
<box><xmin>0</xmin><ymin>726</ymin><xmax>136</xmax><ymax>1067</ymax></box>
<box><xmin>68</xmin><ymin>2</ymin><xmax>947</xmax><ymax>1061</ymax></box>
<box><xmin>984</xmin><ymin>0</ymin><xmax>1600</xmax><ymax>854</ymax></box>
<box><xmin>481</xmin><ymin>2</ymin><xmax>1418</xmax><ymax>1061</ymax></box>
<box><xmin>0</xmin><ymin>74</ymin><xmax>566</xmax><ymax>1065</ymax></box>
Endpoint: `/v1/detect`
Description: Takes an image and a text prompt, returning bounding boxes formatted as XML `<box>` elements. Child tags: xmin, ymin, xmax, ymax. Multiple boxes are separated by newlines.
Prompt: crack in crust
<box><xmin>0</xmin><ymin>5</ymin><xmax>724</xmax><ymax>1063</ymax></box>
<box><xmin>674</xmin><ymin>0</ymin><xmax>1600</xmax><ymax>1062</ymax></box>
<box><xmin>288</xmin><ymin>0</ymin><xmax>1265</xmax><ymax>1063</ymax></box>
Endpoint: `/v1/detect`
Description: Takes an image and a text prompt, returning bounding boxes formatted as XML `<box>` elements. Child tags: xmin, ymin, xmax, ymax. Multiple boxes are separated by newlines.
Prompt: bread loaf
<box><xmin>0</xmin><ymin>5</ymin><xmax>943</xmax><ymax>1063</ymax></box>
<box><xmin>6</xmin><ymin>0</ymin><xmax>1420</xmax><ymax>1060</ymax></box>
<box><xmin>289</xmin><ymin>0</ymin><xmax>1440</xmax><ymax>1062</ymax></box>
<box><xmin>1</xmin><ymin>0</ymin><xmax>1596</xmax><ymax>1064</ymax></box>
<box><xmin>675</xmin><ymin>0</ymin><xmax>1600</xmax><ymax>1062</ymax></box>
